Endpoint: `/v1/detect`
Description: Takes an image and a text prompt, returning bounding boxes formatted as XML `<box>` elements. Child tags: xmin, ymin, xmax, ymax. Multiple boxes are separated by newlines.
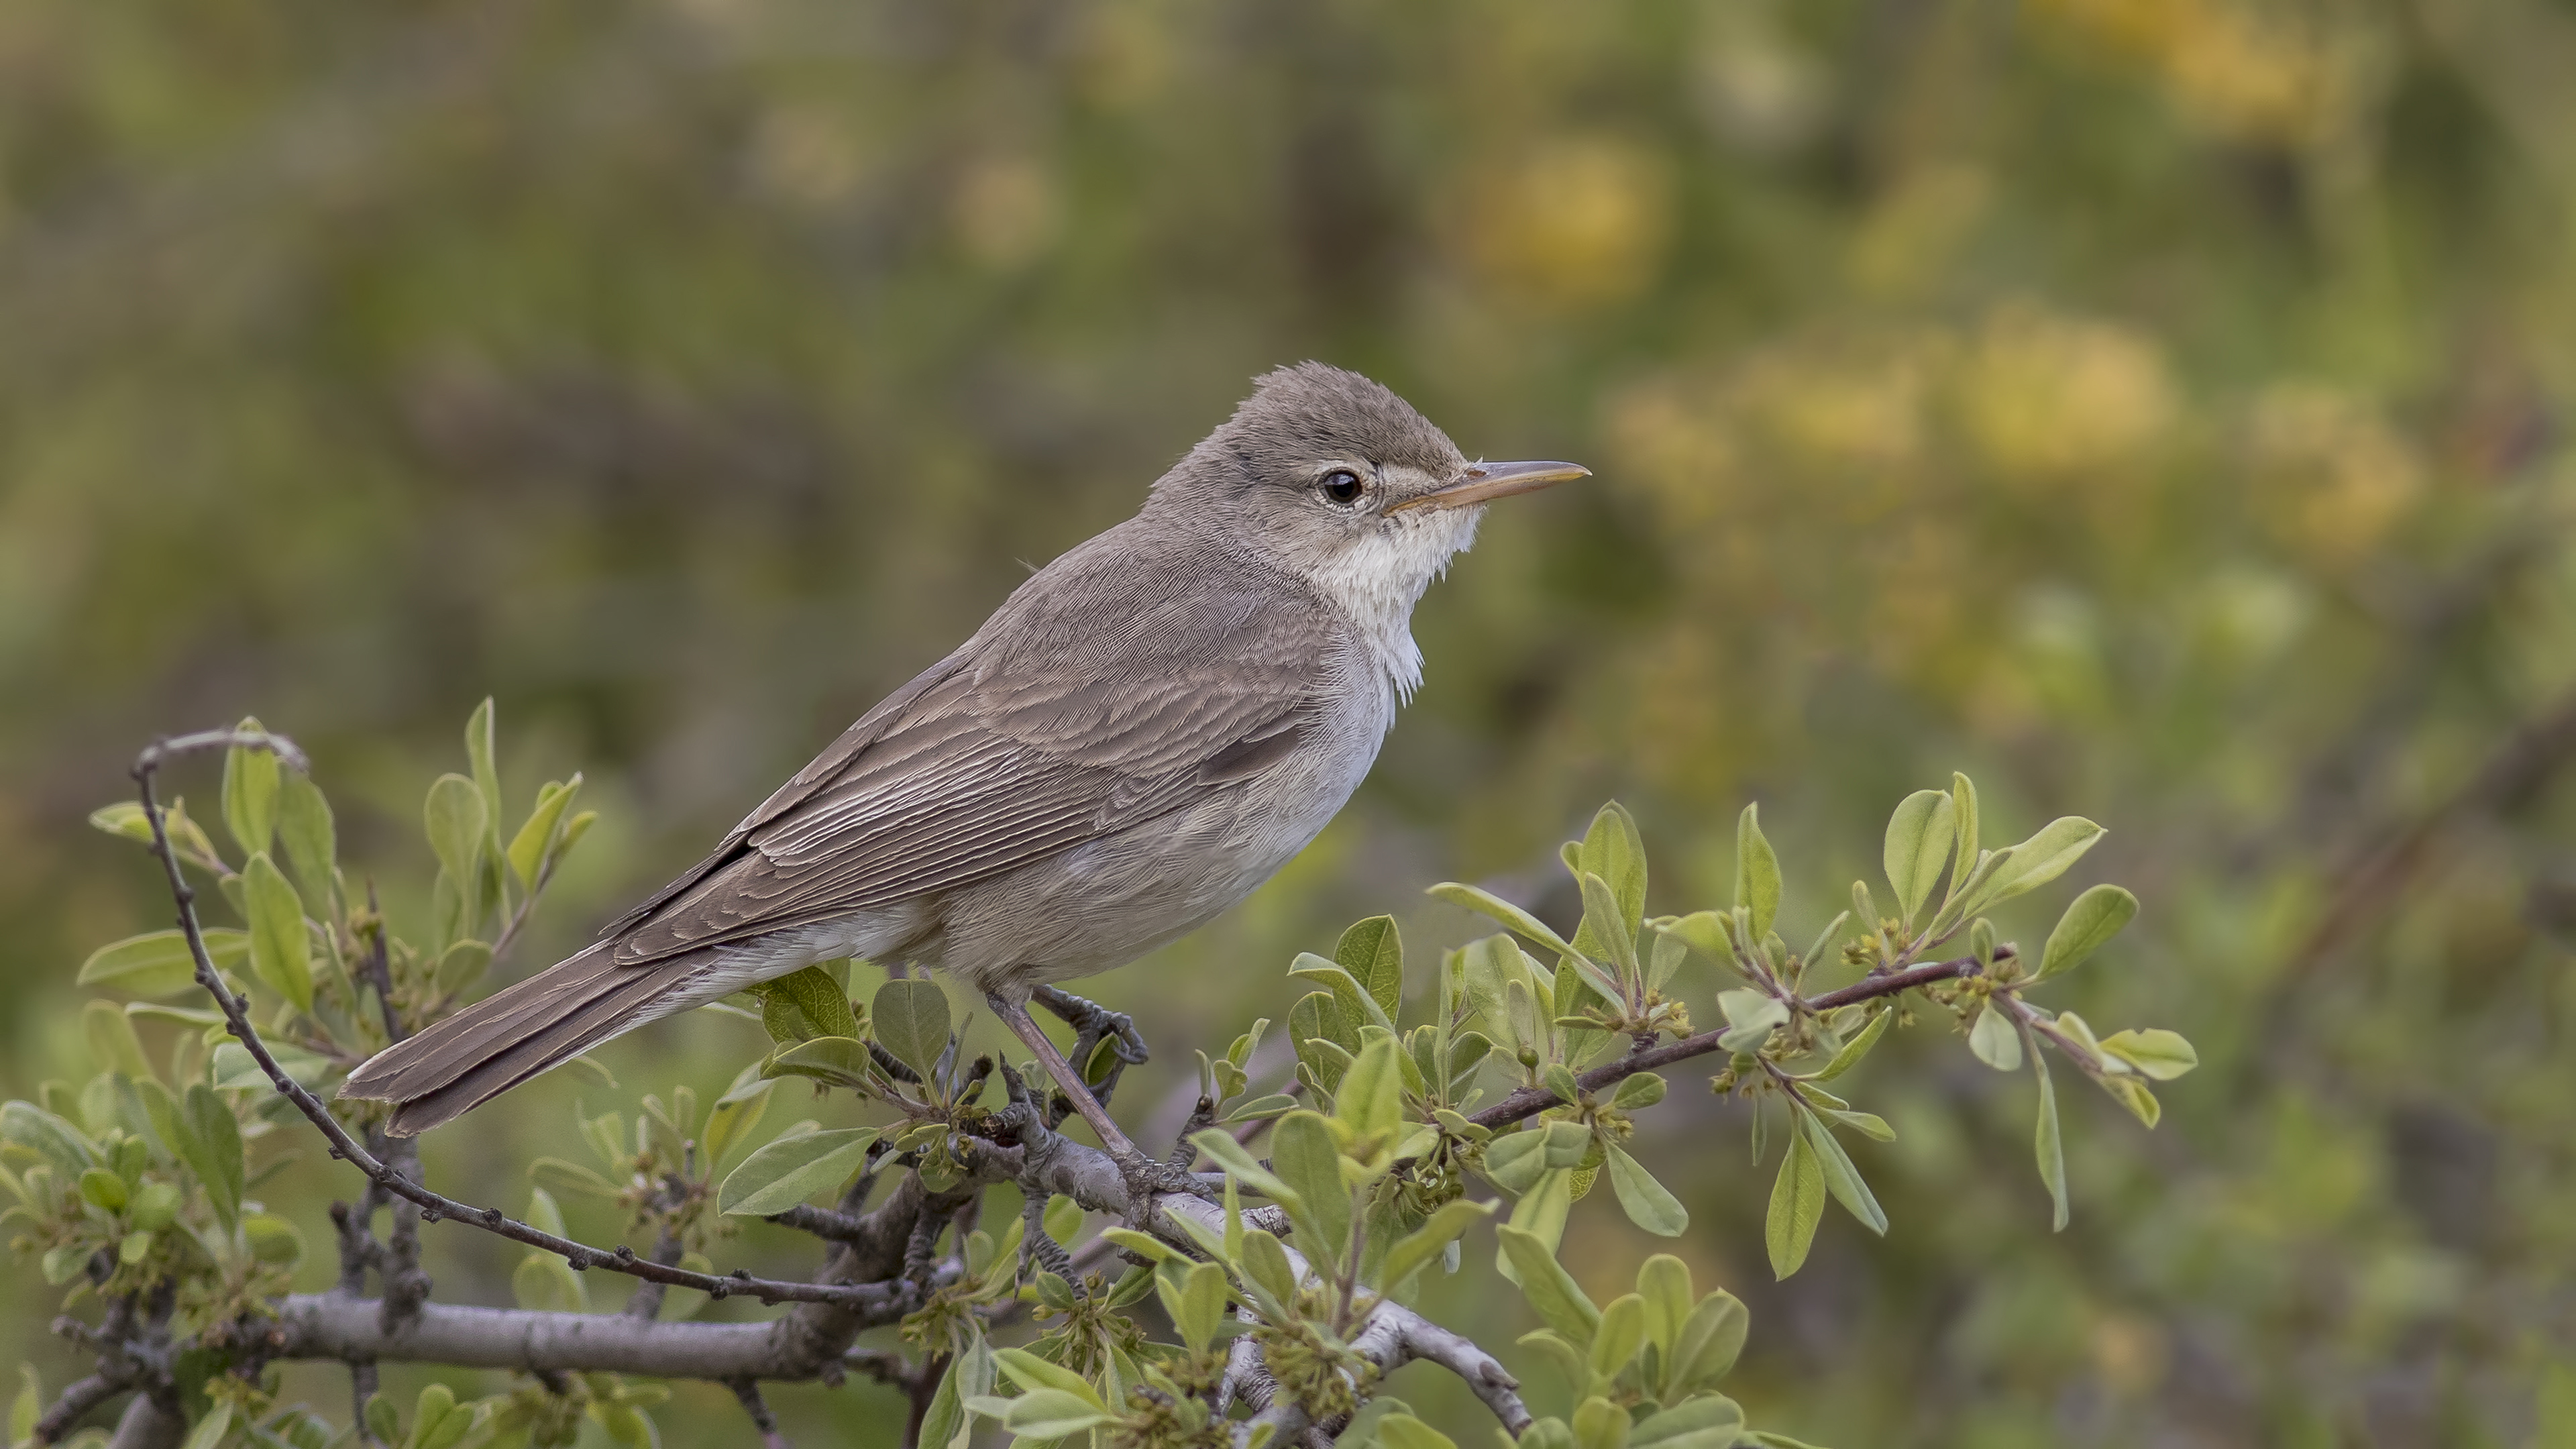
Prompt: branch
<box><xmin>107</xmin><ymin>1395</ymin><xmax>184</xmax><ymax>1449</ymax></box>
<box><xmin>34</xmin><ymin>1373</ymin><xmax>128</xmax><ymax>1443</ymax></box>
<box><xmin>994</xmin><ymin>1114</ymin><xmax>1531</xmax><ymax>1439</ymax></box>
<box><xmin>267</xmin><ymin>1293</ymin><xmax>911</xmax><ymax>1380</ymax></box>
<box><xmin>129</xmin><ymin>730</ymin><xmax>883</xmax><ymax>1309</ymax></box>
<box><xmin>1466</xmin><ymin>950</ymin><xmax>2003</xmax><ymax>1130</ymax></box>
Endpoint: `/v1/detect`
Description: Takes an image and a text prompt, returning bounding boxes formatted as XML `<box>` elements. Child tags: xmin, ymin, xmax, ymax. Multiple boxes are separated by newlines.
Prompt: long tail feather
<box><xmin>340</xmin><ymin>942</ymin><xmax>717</xmax><ymax>1136</ymax></box>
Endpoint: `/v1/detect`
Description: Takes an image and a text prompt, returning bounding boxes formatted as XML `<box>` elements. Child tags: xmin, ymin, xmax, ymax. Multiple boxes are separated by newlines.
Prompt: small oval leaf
<box><xmin>718</xmin><ymin>1126</ymin><xmax>879</xmax><ymax>1217</ymax></box>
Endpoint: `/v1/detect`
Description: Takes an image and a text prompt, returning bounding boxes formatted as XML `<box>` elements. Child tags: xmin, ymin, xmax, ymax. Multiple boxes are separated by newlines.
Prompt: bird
<box><xmin>341</xmin><ymin>362</ymin><xmax>1587</xmax><ymax>1181</ymax></box>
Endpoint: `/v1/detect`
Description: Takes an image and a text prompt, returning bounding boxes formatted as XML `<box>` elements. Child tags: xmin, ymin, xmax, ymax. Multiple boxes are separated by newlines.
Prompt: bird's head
<box><xmin>1149</xmin><ymin>362</ymin><xmax>1589</xmax><ymax>623</ymax></box>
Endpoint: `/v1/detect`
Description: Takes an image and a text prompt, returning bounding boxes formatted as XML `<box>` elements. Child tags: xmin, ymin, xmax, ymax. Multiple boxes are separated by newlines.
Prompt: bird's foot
<box><xmin>1030</xmin><ymin>983</ymin><xmax>1148</xmax><ymax>1111</ymax></box>
<box><xmin>1107</xmin><ymin>1140</ymin><xmax>1219</xmax><ymax>1216</ymax></box>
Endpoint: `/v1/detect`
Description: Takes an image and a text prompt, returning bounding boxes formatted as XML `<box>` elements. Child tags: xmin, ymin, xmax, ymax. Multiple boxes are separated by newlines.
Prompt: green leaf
<box><xmin>1335</xmin><ymin>916</ymin><xmax>1405</xmax><ymax>1023</ymax></box>
<box><xmin>180</xmin><ymin>1084</ymin><xmax>244</xmax><ymax>1232</ymax></box>
<box><xmin>1289</xmin><ymin>953</ymin><xmax>1398</xmax><ymax>1036</ymax></box>
<box><xmin>1480</xmin><ymin>1129</ymin><xmax>1553</xmax><ymax>1195</ymax></box>
<box><xmin>1735</xmin><ymin>803</ymin><xmax>1782</xmax><ymax>941</ymax></box>
<box><xmin>411</xmin><ymin>1385</ymin><xmax>483</xmax><ymax>1449</ymax></box>
<box><xmin>1646</xmin><ymin>927</ymin><xmax>1688</xmax><ymax>990</ymax></box>
<box><xmin>1881</xmin><ymin>789</ymin><xmax>1955</xmax><ymax>924</ymax></box>
<box><xmin>1574</xmin><ymin>871</ymin><xmax>1639</xmax><ymax>986</ymax></box>
<box><xmin>871</xmin><ymin>979</ymin><xmax>951</xmax><ymax>1075</ymax></box>
<box><xmin>1605</xmin><ymin>1145</ymin><xmax>1688</xmax><ymax>1236</ymax></box>
<box><xmin>2098</xmin><ymin>1028</ymin><xmax>2198</xmax><ymax>1079</ymax></box>
<box><xmin>506</xmin><ymin>776</ymin><xmax>581</xmax><ymax>888</ymax></box>
<box><xmin>2097</xmin><ymin>1073</ymin><xmax>2162</xmax><ymax>1128</ymax></box>
<box><xmin>431</xmin><ymin>940</ymin><xmax>492</xmax><ymax>999</ymax></box>
<box><xmin>1809</xmin><ymin>1008</ymin><xmax>1890</xmax><ymax>1083</ymax></box>
<box><xmin>464</xmin><ymin>698</ymin><xmax>504</xmax><ymax>852</ymax></box>
<box><xmin>703</xmin><ymin>1073</ymin><xmax>776</xmax><ymax>1165</ymax></box>
<box><xmin>1427</xmin><ymin>881</ymin><xmax>1578</xmax><ymax>959</ymax></box>
<box><xmin>930</xmin><ymin>1340</ymin><xmax>995</xmax><ymax>1449</ymax></box>
<box><xmin>1502</xmin><ymin>1167</ymin><xmax>1574</xmax><ymax>1270</ymax></box>
<box><xmin>1000</xmin><ymin>1390</ymin><xmax>1109</xmax><ymax>1437</ymax></box>
<box><xmin>423</xmin><ymin>773</ymin><xmax>486</xmax><ymax>901</ymax></box>
<box><xmin>1218</xmin><ymin>1092</ymin><xmax>1299</xmax><ymax>1125</ymax></box>
<box><xmin>717</xmin><ymin>1126</ymin><xmax>879</xmax><ymax>1216</ymax></box>
<box><xmin>1517</xmin><ymin>1332</ymin><xmax>1591</xmax><ymax>1393</ymax></box>
<box><xmin>1377</xmin><ymin>1197</ymin><xmax>1495</xmax><ymax>1290</ymax></box>
<box><xmin>1334</xmin><ymin>1035</ymin><xmax>1405</xmax><ymax>1138</ymax></box>
<box><xmin>1666</xmin><ymin>910</ymin><xmax>1735</xmax><ymax>969</ymax></box>
<box><xmin>1629</xmin><ymin>1395</ymin><xmax>1745</xmax><ymax>1449</ymax></box>
<box><xmin>1496</xmin><ymin>1224</ymin><xmax>1599</xmax><ymax>1343</ymax></box>
<box><xmin>11</xmin><ymin>1366</ymin><xmax>38</xmax><ymax>1448</ymax></box>
<box><xmin>2033</xmin><ymin>1043</ymin><xmax>2068</xmax><ymax>1231</ymax></box>
<box><xmin>529</xmin><ymin>1157</ymin><xmax>623</xmax><ymax>1199</ymax></box>
<box><xmin>1589</xmin><ymin>1292</ymin><xmax>1648</xmax><ymax>1381</ymax></box>
<box><xmin>1377</xmin><ymin>1413</ymin><xmax>1460</xmax><ymax>1449</ymax></box>
<box><xmin>993</xmin><ymin>1346</ymin><xmax>1101</xmax><ymax>1405</ymax></box>
<box><xmin>1158</xmin><ymin>1259</ymin><xmax>1230</xmax><ymax>1352</ymax></box>
<box><xmin>1186</xmin><ymin>1130</ymin><xmax>1303</xmax><ymax>1210</ymax></box>
<box><xmin>79</xmin><ymin>1166</ymin><xmax>128</xmax><ymax>1211</ymax></box>
<box><xmin>1796</xmin><ymin>1107</ymin><xmax>1886</xmax><ymax>1235</ymax></box>
<box><xmin>2037</xmin><ymin>883</ymin><xmax>2139</xmax><ymax>979</ymax></box>
<box><xmin>243</xmin><ymin>1212</ymin><xmax>304</xmax><ymax>1266</ymax></box>
<box><xmin>1238</xmin><ymin>1227</ymin><xmax>1300</xmax><ymax>1315</ymax></box>
<box><xmin>1947</xmin><ymin>773</ymin><xmax>1980</xmax><ymax>902</ymax></box>
<box><xmin>78</xmin><ymin>929</ymin><xmax>246</xmax><ymax>999</ymax></box>
<box><xmin>767</xmin><ymin>965</ymin><xmax>863</xmax><ymax>1042</ymax></box>
<box><xmin>1667</xmin><ymin>1290</ymin><xmax>1750</xmax><ymax>1393</ymax></box>
<box><xmin>1634</xmin><ymin>1254</ymin><xmax>1693</xmax><ymax>1352</ymax></box>
<box><xmin>82</xmin><ymin>1000</ymin><xmax>154</xmax><ymax>1081</ymax></box>
<box><xmin>1269</xmin><ymin>1111</ymin><xmax>1352</xmax><ymax>1258</ymax></box>
<box><xmin>2052</xmin><ymin>1010</ymin><xmax>2110</xmax><ymax>1069</ymax></box>
<box><xmin>1576</xmin><ymin>801</ymin><xmax>1648</xmax><ymax>943</ymax></box>
<box><xmin>1715</xmin><ymin>989</ymin><xmax>1787</xmax><ymax>1053</ymax></box>
<box><xmin>276</xmin><ymin>771</ymin><xmax>337</xmax><ymax>911</ymax></box>
<box><xmin>1572</xmin><ymin>1396</ymin><xmax>1629</xmax><ymax>1449</ymax></box>
<box><xmin>1764</xmin><ymin>1133</ymin><xmax>1825</xmax><ymax>1279</ymax></box>
<box><xmin>182</xmin><ymin>1401</ymin><xmax>234</xmax><ymax>1449</ymax></box>
<box><xmin>241</xmin><ymin>853</ymin><xmax>314</xmax><ymax>1014</ymax></box>
<box><xmin>1968</xmin><ymin>1006</ymin><xmax>2022</xmax><ymax>1071</ymax></box>
<box><xmin>221</xmin><ymin>722</ymin><xmax>280</xmax><ymax>858</ymax></box>
<box><xmin>1975</xmin><ymin>816</ymin><xmax>2106</xmax><ymax>909</ymax></box>
<box><xmin>1290</xmin><ymin>990</ymin><xmax>1354</xmax><ymax>1095</ymax></box>
<box><xmin>1610</xmin><ymin>1072</ymin><xmax>1666</xmax><ymax>1110</ymax></box>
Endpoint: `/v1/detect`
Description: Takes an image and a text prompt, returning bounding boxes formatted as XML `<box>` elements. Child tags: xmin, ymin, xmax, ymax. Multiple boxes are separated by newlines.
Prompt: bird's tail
<box><xmin>339</xmin><ymin>941</ymin><xmax>717</xmax><ymax>1136</ymax></box>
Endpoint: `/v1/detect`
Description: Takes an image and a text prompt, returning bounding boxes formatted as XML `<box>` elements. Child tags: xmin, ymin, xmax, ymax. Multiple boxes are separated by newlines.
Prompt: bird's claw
<box><xmin>1031</xmin><ymin>985</ymin><xmax>1150</xmax><ymax>1112</ymax></box>
<box><xmin>1032</xmin><ymin>984</ymin><xmax>1149</xmax><ymax>1064</ymax></box>
<box><xmin>1110</xmin><ymin>1143</ymin><xmax>1218</xmax><ymax>1218</ymax></box>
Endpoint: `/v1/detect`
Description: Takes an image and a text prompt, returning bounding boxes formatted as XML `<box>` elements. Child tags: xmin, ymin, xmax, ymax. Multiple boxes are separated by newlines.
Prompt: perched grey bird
<box><xmin>342</xmin><ymin>362</ymin><xmax>1586</xmax><ymax>1176</ymax></box>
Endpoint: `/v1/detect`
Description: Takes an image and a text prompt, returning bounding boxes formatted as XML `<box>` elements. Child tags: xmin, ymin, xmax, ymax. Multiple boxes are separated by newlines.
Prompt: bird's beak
<box><xmin>1387</xmin><ymin>460</ymin><xmax>1591</xmax><ymax>513</ymax></box>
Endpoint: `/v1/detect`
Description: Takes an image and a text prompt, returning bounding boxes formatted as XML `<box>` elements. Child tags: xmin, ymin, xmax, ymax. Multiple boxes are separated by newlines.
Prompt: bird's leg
<box><xmin>985</xmin><ymin>991</ymin><xmax>1212</xmax><ymax>1206</ymax></box>
<box><xmin>1030</xmin><ymin>983</ymin><xmax>1149</xmax><ymax>1111</ymax></box>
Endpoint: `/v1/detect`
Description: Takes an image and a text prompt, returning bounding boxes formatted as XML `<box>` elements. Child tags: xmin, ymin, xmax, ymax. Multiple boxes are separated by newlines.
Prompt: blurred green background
<box><xmin>7</xmin><ymin>0</ymin><xmax>2576</xmax><ymax>1444</ymax></box>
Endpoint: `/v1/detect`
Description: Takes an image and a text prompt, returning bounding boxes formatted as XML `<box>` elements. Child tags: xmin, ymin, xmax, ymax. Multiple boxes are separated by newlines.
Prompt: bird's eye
<box><xmin>1320</xmin><ymin>470</ymin><xmax>1365</xmax><ymax>506</ymax></box>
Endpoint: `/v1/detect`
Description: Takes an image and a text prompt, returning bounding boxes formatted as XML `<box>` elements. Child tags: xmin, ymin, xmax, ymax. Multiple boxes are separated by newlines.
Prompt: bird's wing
<box><xmin>603</xmin><ymin>549</ymin><xmax>1338</xmax><ymax>965</ymax></box>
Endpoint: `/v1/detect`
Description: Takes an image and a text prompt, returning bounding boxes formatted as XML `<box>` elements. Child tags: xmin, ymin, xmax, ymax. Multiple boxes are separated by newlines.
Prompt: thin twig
<box><xmin>129</xmin><ymin>730</ymin><xmax>889</xmax><ymax>1309</ymax></box>
<box><xmin>360</xmin><ymin>880</ymin><xmax>405</xmax><ymax>1045</ymax></box>
<box><xmin>34</xmin><ymin>1372</ymin><xmax>127</xmax><ymax>1443</ymax></box>
<box><xmin>350</xmin><ymin>1362</ymin><xmax>381</xmax><ymax>1446</ymax></box>
<box><xmin>729</xmin><ymin>1379</ymin><xmax>792</xmax><ymax>1449</ymax></box>
<box><xmin>1467</xmin><ymin>949</ymin><xmax>2004</xmax><ymax>1130</ymax></box>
